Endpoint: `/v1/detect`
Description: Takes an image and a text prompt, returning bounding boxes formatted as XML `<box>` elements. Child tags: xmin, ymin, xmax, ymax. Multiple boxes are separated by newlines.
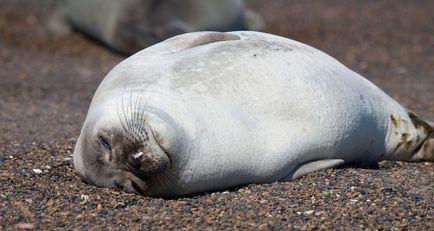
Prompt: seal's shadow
<box><xmin>164</xmin><ymin>162</ymin><xmax>382</xmax><ymax>199</ymax></box>
<box><xmin>335</xmin><ymin>162</ymin><xmax>380</xmax><ymax>170</ymax></box>
<box><xmin>163</xmin><ymin>185</ymin><xmax>248</xmax><ymax>200</ymax></box>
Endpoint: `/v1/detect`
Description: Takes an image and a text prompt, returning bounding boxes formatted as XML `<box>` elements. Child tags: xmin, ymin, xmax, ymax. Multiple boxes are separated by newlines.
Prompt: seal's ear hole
<box><xmin>98</xmin><ymin>135</ymin><xmax>111</xmax><ymax>151</ymax></box>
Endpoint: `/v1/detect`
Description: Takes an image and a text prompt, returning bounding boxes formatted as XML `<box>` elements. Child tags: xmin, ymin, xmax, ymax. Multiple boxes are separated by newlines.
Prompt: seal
<box><xmin>48</xmin><ymin>0</ymin><xmax>263</xmax><ymax>55</ymax></box>
<box><xmin>73</xmin><ymin>31</ymin><xmax>434</xmax><ymax>197</ymax></box>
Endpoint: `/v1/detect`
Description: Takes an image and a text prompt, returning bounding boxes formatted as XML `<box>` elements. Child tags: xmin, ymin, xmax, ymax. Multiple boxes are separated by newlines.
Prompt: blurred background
<box><xmin>2</xmin><ymin>0</ymin><xmax>433</xmax><ymax>142</ymax></box>
<box><xmin>1</xmin><ymin>0</ymin><xmax>433</xmax><ymax>229</ymax></box>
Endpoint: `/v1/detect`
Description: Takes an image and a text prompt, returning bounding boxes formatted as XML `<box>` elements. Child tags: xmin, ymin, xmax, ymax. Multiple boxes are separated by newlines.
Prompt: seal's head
<box><xmin>73</xmin><ymin>103</ymin><xmax>170</xmax><ymax>195</ymax></box>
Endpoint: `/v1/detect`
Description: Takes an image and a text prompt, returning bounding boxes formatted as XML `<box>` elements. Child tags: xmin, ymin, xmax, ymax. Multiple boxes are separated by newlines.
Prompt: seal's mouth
<box><xmin>110</xmin><ymin>170</ymin><xmax>148</xmax><ymax>195</ymax></box>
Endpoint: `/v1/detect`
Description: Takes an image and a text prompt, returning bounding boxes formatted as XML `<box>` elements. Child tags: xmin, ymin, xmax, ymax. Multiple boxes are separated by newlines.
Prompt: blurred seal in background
<box><xmin>48</xmin><ymin>0</ymin><xmax>264</xmax><ymax>55</ymax></box>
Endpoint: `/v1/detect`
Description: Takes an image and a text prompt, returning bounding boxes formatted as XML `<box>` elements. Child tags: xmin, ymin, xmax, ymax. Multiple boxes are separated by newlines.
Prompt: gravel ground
<box><xmin>1</xmin><ymin>0</ymin><xmax>433</xmax><ymax>230</ymax></box>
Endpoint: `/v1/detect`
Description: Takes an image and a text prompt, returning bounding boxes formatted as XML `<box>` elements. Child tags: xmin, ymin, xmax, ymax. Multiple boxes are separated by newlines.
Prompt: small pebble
<box><xmin>63</xmin><ymin>157</ymin><xmax>72</xmax><ymax>161</ymax></box>
<box><xmin>17</xmin><ymin>223</ymin><xmax>35</xmax><ymax>230</ymax></box>
<box><xmin>32</xmin><ymin>169</ymin><xmax>42</xmax><ymax>174</ymax></box>
<box><xmin>304</xmin><ymin>210</ymin><xmax>314</xmax><ymax>215</ymax></box>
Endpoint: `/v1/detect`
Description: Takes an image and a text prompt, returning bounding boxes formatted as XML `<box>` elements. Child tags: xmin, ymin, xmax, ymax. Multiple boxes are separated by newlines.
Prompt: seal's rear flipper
<box><xmin>410</xmin><ymin>132</ymin><xmax>434</xmax><ymax>162</ymax></box>
<box><xmin>409</xmin><ymin>120</ymin><xmax>434</xmax><ymax>162</ymax></box>
<box><xmin>281</xmin><ymin>159</ymin><xmax>345</xmax><ymax>181</ymax></box>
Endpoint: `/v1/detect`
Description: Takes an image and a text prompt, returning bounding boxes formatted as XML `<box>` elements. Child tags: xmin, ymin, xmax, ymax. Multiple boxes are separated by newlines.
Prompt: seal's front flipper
<box><xmin>281</xmin><ymin>159</ymin><xmax>345</xmax><ymax>181</ymax></box>
<box><xmin>147</xmin><ymin>31</ymin><xmax>240</xmax><ymax>54</ymax></box>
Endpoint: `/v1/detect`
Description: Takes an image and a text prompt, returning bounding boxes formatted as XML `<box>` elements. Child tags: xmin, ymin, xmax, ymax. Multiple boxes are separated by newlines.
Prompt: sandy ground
<box><xmin>1</xmin><ymin>0</ymin><xmax>433</xmax><ymax>230</ymax></box>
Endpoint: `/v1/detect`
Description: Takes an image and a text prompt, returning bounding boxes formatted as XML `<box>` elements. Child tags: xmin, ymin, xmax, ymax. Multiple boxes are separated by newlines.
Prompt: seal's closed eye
<box><xmin>98</xmin><ymin>135</ymin><xmax>111</xmax><ymax>151</ymax></box>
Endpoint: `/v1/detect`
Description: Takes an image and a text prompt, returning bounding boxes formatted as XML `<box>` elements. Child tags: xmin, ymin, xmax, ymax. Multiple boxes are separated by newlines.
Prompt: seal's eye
<box><xmin>98</xmin><ymin>135</ymin><xmax>111</xmax><ymax>150</ymax></box>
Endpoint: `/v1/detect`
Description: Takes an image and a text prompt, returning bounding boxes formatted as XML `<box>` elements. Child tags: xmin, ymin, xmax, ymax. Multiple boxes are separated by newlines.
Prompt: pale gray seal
<box><xmin>48</xmin><ymin>0</ymin><xmax>263</xmax><ymax>54</ymax></box>
<box><xmin>73</xmin><ymin>31</ymin><xmax>434</xmax><ymax>197</ymax></box>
